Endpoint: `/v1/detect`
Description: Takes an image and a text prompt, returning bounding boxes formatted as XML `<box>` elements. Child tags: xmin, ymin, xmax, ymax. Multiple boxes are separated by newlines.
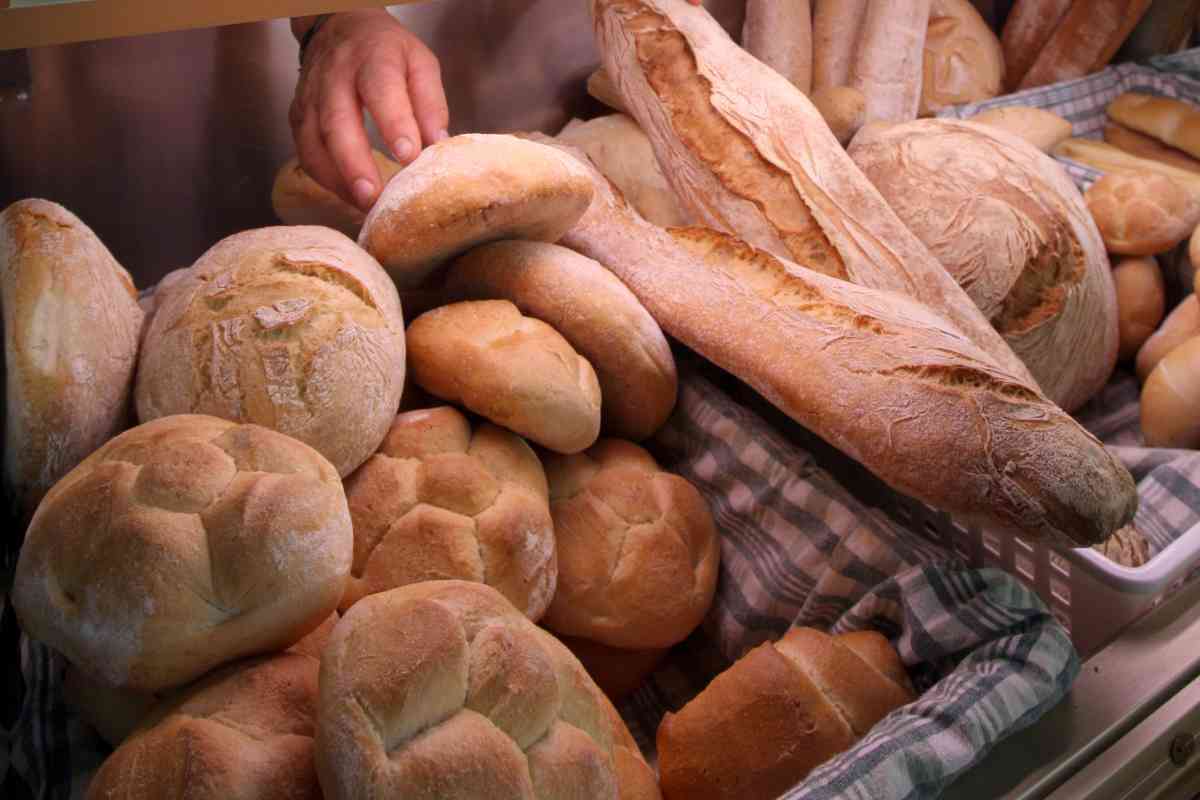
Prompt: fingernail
<box><xmin>393</xmin><ymin>137</ymin><xmax>415</xmax><ymax>161</ymax></box>
<box><xmin>435</xmin><ymin>129</ymin><xmax>449</xmax><ymax>142</ymax></box>
<box><xmin>352</xmin><ymin>178</ymin><xmax>376</xmax><ymax>208</ymax></box>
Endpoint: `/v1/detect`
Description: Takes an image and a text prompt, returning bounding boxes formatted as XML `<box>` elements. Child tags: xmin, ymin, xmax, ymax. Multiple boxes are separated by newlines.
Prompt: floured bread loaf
<box><xmin>444</xmin><ymin>241</ymin><xmax>676</xmax><ymax>440</ymax></box>
<box><xmin>1</xmin><ymin>199</ymin><xmax>143</xmax><ymax>522</ymax></box>
<box><xmin>849</xmin><ymin>118</ymin><xmax>1118</xmax><ymax>411</ymax></box>
<box><xmin>315</xmin><ymin>581</ymin><xmax>662</xmax><ymax>799</ymax></box>
<box><xmin>271</xmin><ymin>150</ymin><xmax>403</xmax><ymax>237</ymax></box>
<box><xmin>135</xmin><ymin>226</ymin><xmax>405</xmax><ymax>477</ymax></box>
<box><xmin>341</xmin><ymin>406</ymin><xmax>556</xmax><ymax>619</ymax></box>
<box><xmin>13</xmin><ymin>415</ymin><xmax>352</xmax><ymax>691</ymax></box>
<box><xmin>358</xmin><ymin>134</ymin><xmax>595</xmax><ymax>289</ymax></box>
<box><xmin>407</xmin><ymin>300</ymin><xmax>602</xmax><ymax>454</ymax></box>
<box><xmin>920</xmin><ymin>0</ymin><xmax>1004</xmax><ymax>115</ymax></box>
<box><xmin>1085</xmin><ymin>171</ymin><xmax>1200</xmax><ymax>256</ymax></box>
<box><xmin>541</xmin><ymin>439</ymin><xmax>719</xmax><ymax>650</ymax></box>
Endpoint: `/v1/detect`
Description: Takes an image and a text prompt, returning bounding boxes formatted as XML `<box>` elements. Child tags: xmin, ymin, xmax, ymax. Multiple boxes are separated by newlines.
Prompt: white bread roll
<box><xmin>1113</xmin><ymin>257</ymin><xmax>1166</xmax><ymax>362</ymax></box>
<box><xmin>358</xmin><ymin>134</ymin><xmax>595</xmax><ymax>290</ymax></box>
<box><xmin>1085</xmin><ymin>172</ymin><xmax>1200</xmax><ymax>256</ymax></box>
<box><xmin>969</xmin><ymin>106</ymin><xmax>1073</xmax><ymax>154</ymax></box>
<box><xmin>135</xmin><ymin>226</ymin><xmax>405</xmax><ymax>477</ymax></box>
<box><xmin>406</xmin><ymin>300</ymin><xmax>602</xmax><ymax>454</ymax></box>
<box><xmin>810</xmin><ymin>86</ymin><xmax>867</xmax><ymax>146</ymax></box>
<box><xmin>341</xmin><ymin>406</ymin><xmax>556</xmax><ymax>619</ymax></box>
<box><xmin>742</xmin><ymin>0</ymin><xmax>812</xmax><ymax>94</ymax></box>
<box><xmin>315</xmin><ymin>581</ymin><xmax>662</xmax><ymax>800</ymax></box>
<box><xmin>657</xmin><ymin>628</ymin><xmax>915</xmax><ymax>800</ymax></box>
<box><xmin>444</xmin><ymin>241</ymin><xmax>677</xmax><ymax>441</ymax></box>
<box><xmin>541</xmin><ymin>440</ymin><xmax>719</xmax><ymax>650</ymax></box>
<box><xmin>920</xmin><ymin>0</ymin><xmax>1004</xmax><ymax>116</ymax></box>
<box><xmin>271</xmin><ymin>151</ymin><xmax>403</xmax><ymax>238</ymax></box>
<box><xmin>1137</xmin><ymin>293</ymin><xmax>1200</xmax><ymax>382</ymax></box>
<box><xmin>13</xmin><ymin>415</ymin><xmax>352</xmax><ymax>691</ymax></box>
<box><xmin>1108</xmin><ymin>92</ymin><xmax>1200</xmax><ymax>163</ymax></box>
<box><xmin>1</xmin><ymin>199</ymin><xmax>143</xmax><ymax>521</ymax></box>
<box><xmin>849</xmin><ymin>118</ymin><xmax>1119</xmax><ymax>412</ymax></box>
<box><xmin>1142</xmin><ymin>335</ymin><xmax>1200</xmax><ymax>448</ymax></box>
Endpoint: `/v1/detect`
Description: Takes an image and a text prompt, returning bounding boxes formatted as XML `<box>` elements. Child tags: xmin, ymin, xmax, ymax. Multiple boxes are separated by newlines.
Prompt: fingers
<box><xmin>318</xmin><ymin>67</ymin><xmax>382</xmax><ymax>211</ymax></box>
<box><xmin>291</xmin><ymin>94</ymin><xmax>356</xmax><ymax>209</ymax></box>
<box><xmin>358</xmin><ymin>57</ymin><xmax>422</xmax><ymax>165</ymax></box>
<box><xmin>405</xmin><ymin>42</ymin><xmax>450</xmax><ymax>148</ymax></box>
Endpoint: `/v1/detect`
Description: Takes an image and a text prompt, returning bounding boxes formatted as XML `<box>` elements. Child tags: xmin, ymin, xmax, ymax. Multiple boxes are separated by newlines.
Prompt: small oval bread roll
<box><xmin>358</xmin><ymin>134</ymin><xmax>595</xmax><ymax>289</ymax></box>
<box><xmin>1</xmin><ymin>199</ymin><xmax>144</xmax><ymax>521</ymax></box>
<box><xmin>444</xmin><ymin>241</ymin><xmax>677</xmax><ymax>441</ymax></box>
<box><xmin>967</xmin><ymin>106</ymin><xmax>1073</xmax><ymax>153</ymax></box>
<box><xmin>271</xmin><ymin>150</ymin><xmax>403</xmax><ymax>237</ymax></box>
<box><xmin>810</xmin><ymin>86</ymin><xmax>867</xmax><ymax>146</ymax></box>
<box><xmin>1086</xmin><ymin>172</ymin><xmax>1200</xmax><ymax>256</ymax></box>
<box><xmin>135</xmin><ymin>226</ymin><xmax>406</xmax><ymax>477</ymax></box>
<box><xmin>920</xmin><ymin>0</ymin><xmax>1004</xmax><ymax>116</ymax></box>
<box><xmin>407</xmin><ymin>300</ymin><xmax>602</xmax><ymax>454</ymax></box>
<box><xmin>1142</xmin><ymin>335</ymin><xmax>1200</xmax><ymax>448</ymax></box>
<box><xmin>1113</xmin><ymin>256</ymin><xmax>1166</xmax><ymax>361</ymax></box>
<box><xmin>541</xmin><ymin>440</ymin><xmax>720</xmax><ymax>650</ymax></box>
<box><xmin>315</xmin><ymin>581</ymin><xmax>661</xmax><ymax>800</ymax></box>
<box><xmin>1137</xmin><ymin>294</ymin><xmax>1200</xmax><ymax>382</ymax></box>
<box><xmin>12</xmin><ymin>415</ymin><xmax>352</xmax><ymax>691</ymax></box>
<box><xmin>341</xmin><ymin>406</ymin><xmax>556</xmax><ymax>619</ymax></box>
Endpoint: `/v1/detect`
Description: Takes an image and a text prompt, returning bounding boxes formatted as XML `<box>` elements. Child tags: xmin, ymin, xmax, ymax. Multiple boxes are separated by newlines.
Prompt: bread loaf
<box><xmin>1118</xmin><ymin>0</ymin><xmax>1200</xmax><ymax>62</ymax></box>
<box><xmin>849</xmin><ymin>118</ymin><xmax>1118</xmax><ymax>411</ymax></box>
<box><xmin>1085</xmin><ymin>172</ymin><xmax>1200</xmax><ymax>255</ymax></box>
<box><xmin>810</xmin><ymin>0</ymin><xmax>867</xmax><ymax>94</ymax></box>
<box><xmin>1105</xmin><ymin>122</ymin><xmax>1200</xmax><ymax>174</ymax></box>
<box><xmin>541</xmin><ymin>439</ymin><xmax>719</xmax><ymax>650</ymax></box>
<box><xmin>1108</xmin><ymin>92</ymin><xmax>1200</xmax><ymax>162</ymax></box>
<box><xmin>742</xmin><ymin>0</ymin><xmax>811</xmax><ymax>94</ymax></box>
<box><xmin>547</xmin><ymin>135</ymin><xmax>1137</xmax><ymax>547</ymax></box>
<box><xmin>271</xmin><ymin>151</ymin><xmax>402</xmax><ymax>237</ymax></box>
<box><xmin>588</xmin><ymin>67</ymin><xmax>630</xmax><ymax>115</ymax></box>
<box><xmin>406</xmin><ymin>300</ymin><xmax>602</xmax><ymax>454</ymax></box>
<box><xmin>556</xmin><ymin>114</ymin><xmax>691</xmax><ymax>228</ymax></box>
<box><xmin>1055</xmin><ymin>138</ymin><xmax>1200</xmax><ymax>197</ymax></box>
<box><xmin>444</xmin><ymin>241</ymin><xmax>676</xmax><ymax>440</ymax></box>
<box><xmin>920</xmin><ymin>0</ymin><xmax>1004</xmax><ymax>116</ymax></box>
<box><xmin>657</xmin><ymin>627</ymin><xmax>915</xmax><ymax>800</ymax></box>
<box><xmin>557</xmin><ymin>635</ymin><xmax>668</xmax><ymax>703</ymax></box>
<box><xmin>1018</xmin><ymin>1</ymin><xmax>1153</xmax><ymax>90</ymax></box>
<box><xmin>1113</xmin><ymin>257</ymin><xmax>1166</xmax><ymax>361</ymax></box>
<box><xmin>341</xmin><ymin>406</ymin><xmax>556</xmax><ymax>619</ymax></box>
<box><xmin>591</xmin><ymin>0</ymin><xmax>1036</xmax><ymax>383</ymax></box>
<box><xmin>358</xmin><ymin>134</ymin><xmax>595</xmax><ymax>290</ymax></box>
<box><xmin>86</xmin><ymin>653</ymin><xmax>322</xmax><ymax>800</ymax></box>
<box><xmin>1137</xmin><ymin>294</ymin><xmax>1200</xmax><ymax>381</ymax></box>
<box><xmin>969</xmin><ymin>106</ymin><xmax>1073</xmax><ymax>153</ymax></box>
<box><xmin>13</xmin><ymin>415</ymin><xmax>352</xmax><ymax>691</ymax></box>
<box><xmin>1092</xmin><ymin>524</ymin><xmax>1150</xmax><ymax>567</ymax></box>
<box><xmin>135</xmin><ymin>226</ymin><xmax>406</xmax><ymax>477</ymax></box>
<box><xmin>1142</xmin><ymin>335</ymin><xmax>1200</xmax><ymax>447</ymax></box>
<box><xmin>810</xmin><ymin>86</ymin><xmax>867</xmax><ymax>146</ymax></box>
<box><xmin>315</xmin><ymin>581</ymin><xmax>662</xmax><ymax>799</ymax></box>
<box><xmin>1</xmin><ymin>199</ymin><xmax>143</xmax><ymax>523</ymax></box>
<box><xmin>1000</xmin><ymin>0</ymin><xmax>1072</xmax><ymax>90</ymax></box>
<box><xmin>850</xmin><ymin>0</ymin><xmax>932</xmax><ymax>123</ymax></box>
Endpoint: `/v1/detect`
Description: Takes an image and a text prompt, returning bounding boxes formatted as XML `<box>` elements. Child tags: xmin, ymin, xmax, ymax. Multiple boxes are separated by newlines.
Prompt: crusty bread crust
<box><xmin>271</xmin><ymin>150</ymin><xmax>403</xmax><ymax>238</ymax></box>
<box><xmin>921</xmin><ymin>0</ymin><xmax>1004</xmax><ymax>115</ymax></box>
<box><xmin>742</xmin><ymin>0</ymin><xmax>812</xmax><ymax>94</ymax></box>
<box><xmin>1000</xmin><ymin>0</ymin><xmax>1072</xmax><ymax>90</ymax></box>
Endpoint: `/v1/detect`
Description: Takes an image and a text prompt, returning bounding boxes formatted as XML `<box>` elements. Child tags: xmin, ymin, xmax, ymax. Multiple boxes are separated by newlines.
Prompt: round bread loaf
<box><xmin>135</xmin><ymin>226</ymin><xmax>405</xmax><ymax>477</ymax></box>
<box><xmin>358</xmin><ymin>133</ymin><xmax>595</xmax><ymax>289</ymax></box>
<box><xmin>1113</xmin><ymin>256</ymin><xmax>1166</xmax><ymax>361</ymax></box>
<box><xmin>1086</xmin><ymin>172</ymin><xmax>1200</xmax><ymax>256</ymax></box>
<box><xmin>1137</xmin><ymin>294</ymin><xmax>1200</xmax><ymax>382</ymax></box>
<box><xmin>86</xmin><ymin>653</ymin><xmax>322</xmax><ymax>800</ymax></box>
<box><xmin>1</xmin><ymin>199</ymin><xmax>144</xmax><ymax>522</ymax></box>
<box><xmin>444</xmin><ymin>241</ymin><xmax>677</xmax><ymax>441</ymax></box>
<box><xmin>849</xmin><ymin>118</ymin><xmax>1118</xmax><ymax>412</ymax></box>
<box><xmin>920</xmin><ymin>0</ymin><xmax>1005</xmax><ymax>115</ymax></box>
<box><xmin>13</xmin><ymin>415</ymin><xmax>352</xmax><ymax>691</ymax></box>
<box><xmin>558</xmin><ymin>635</ymin><xmax>668</xmax><ymax>703</ymax></box>
<box><xmin>341</xmin><ymin>406</ymin><xmax>556</xmax><ymax>619</ymax></box>
<box><xmin>315</xmin><ymin>581</ymin><xmax>662</xmax><ymax>800</ymax></box>
<box><xmin>1142</xmin><ymin>335</ymin><xmax>1200</xmax><ymax>448</ymax></box>
<box><xmin>272</xmin><ymin>150</ymin><xmax>403</xmax><ymax>238</ymax></box>
<box><xmin>406</xmin><ymin>300</ymin><xmax>602</xmax><ymax>454</ymax></box>
<box><xmin>541</xmin><ymin>440</ymin><xmax>720</xmax><ymax>650</ymax></box>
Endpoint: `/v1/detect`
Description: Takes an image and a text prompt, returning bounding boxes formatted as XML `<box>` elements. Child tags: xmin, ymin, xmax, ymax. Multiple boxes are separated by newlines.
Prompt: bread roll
<box><xmin>1105</xmin><ymin>122</ymin><xmax>1200</xmax><ymax>174</ymax></box>
<box><xmin>850</xmin><ymin>0</ymin><xmax>932</xmax><ymax>123</ymax></box>
<box><xmin>1113</xmin><ymin>256</ymin><xmax>1166</xmax><ymax>362</ymax></box>
<box><xmin>1085</xmin><ymin>172</ymin><xmax>1200</xmax><ymax>256</ymax></box>
<box><xmin>546</xmin><ymin>135</ymin><xmax>1137</xmax><ymax>547</ymax></box>
<box><xmin>810</xmin><ymin>86</ymin><xmax>867</xmax><ymax>146</ymax></box>
<box><xmin>444</xmin><ymin>241</ymin><xmax>676</xmax><ymax>440</ymax></box>
<box><xmin>555</xmin><ymin>114</ymin><xmax>691</xmax><ymax>228</ymax></box>
<box><xmin>86</xmin><ymin>653</ymin><xmax>321</xmax><ymax>800</ymax></box>
<box><xmin>1000</xmin><ymin>0</ymin><xmax>1072</xmax><ymax>90</ymax></box>
<box><xmin>1092</xmin><ymin>524</ymin><xmax>1150</xmax><ymax>567</ymax></box>
<box><xmin>657</xmin><ymin>627</ymin><xmax>915</xmax><ymax>800</ymax></box>
<box><xmin>541</xmin><ymin>439</ymin><xmax>719</xmax><ymax>650</ymax></box>
<box><xmin>135</xmin><ymin>226</ymin><xmax>405</xmax><ymax>478</ymax></box>
<box><xmin>358</xmin><ymin>134</ymin><xmax>595</xmax><ymax>289</ymax></box>
<box><xmin>742</xmin><ymin>0</ymin><xmax>812</xmax><ymax>94</ymax></box>
<box><xmin>1109</xmin><ymin>92</ymin><xmax>1200</xmax><ymax>162</ymax></box>
<box><xmin>12</xmin><ymin>415</ymin><xmax>352</xmax><ymax>691</ymax></box>
<box><xmin>271</xmin><ymin>151</ymin><xmax>403</xmax><ymax>237</ymax></box>
<box><xmin>1137</xmin><ymin>294</ymin><xmax>1200</xmax><ymax>381</ymax></box>
<box><xmin>557</xmin><ymin>635</ymin><xmax>668</xmax><ymax>703</ymax></box>
<box><xmin>407</xmin><ymin>300</ymin><xmax>602</xmax><ymax>454</ymax></box>
<box><xmin>588</xmin><ymin>67</ymin><xmax>630</xmax><ymax>114</ymax></box>
<box><xmin>341</xmin><ymin>406</ymin><xmax>556</xmax><ymax>618</ymax></box>
<box><xmin>968</xmin><ymin>106</ymin><xmax>1073</xmax><ymax>153</ymax></box>
<box><xmin>1018</xmin><ymin>1</ymin><xmax>1153</xmax><ymax>90</ymax></box>
<box><xmin>1142</xmin><ymin>335</ymin><xmax>1200</xmax><ymax>447</ymax></box>
<box><xmin>1055</xmin><ymin>138</ymin><xmax>1200</xmax><ymax>197</ymax></box>
<box><xmin>849</xmin><ymin>119</ymin><xmax>1118</xmax><ymax>412</ymax></box>
<box><xmin>920</xmin><ymin>0</ymin><xmax>1004</xmax><ymax>116</ymax></box>
<box><xmin>315</xmin><ymin>581</ymin><xmax>662</xmax><ymax>800</ymax></box>
<box><xmin>591</xmin><ymin>0</ymin><xmax>1036</xmax><ymax>383</ymax></box>
<box><xmin>811</xmin><ymin>0</ymin><xmax>867</xmax><ymax>94</ymax></box>
<box><xmin>1</xmin><ymin>199</ymin><xmax>143</xmax><ymax>523</ymax></box>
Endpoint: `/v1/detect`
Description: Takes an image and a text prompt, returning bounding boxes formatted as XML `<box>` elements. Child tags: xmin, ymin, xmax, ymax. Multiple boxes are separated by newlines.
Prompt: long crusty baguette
<box><xmin>1018</xmin><ymin>0</ymin><xmax>1153</xmax><ymax>90</ymax></box>
<box><xmin>1108</xmin><ymin>92</ymin><xmax>1200</xmax><ymax>162</ymax></box>
<box><xmin>1000</xmin><ymin>0</ymin><xmax>1072</xmax><ymax>91</ymax></box>
<box><xmin>742</xmin><ymin>0</ymin><xmax>812</xmax><ymax>94</ymax></box>
<box><xmin>1054</xmin><ymin>138</ymin><xmax>1200</xmax><ymax>199</ymax></box>
<box><xmin>537</xmin><ymin>134</ymin><xmax>1137</xmax><ymax>548</ymax></box>
<box><xmin>849</xmin><ymin>0</ymin><xmax>932</xmax><ymax>123</ymax></box>
<box><xmin>1105</xmin><ymin>122</ymin><xmax>1200</xmax><ymax>174</ymax></box>
<box><xmin>811</xmin><ymin>0</ymin><xmax>867</xmax><ymax>94</ymax></box>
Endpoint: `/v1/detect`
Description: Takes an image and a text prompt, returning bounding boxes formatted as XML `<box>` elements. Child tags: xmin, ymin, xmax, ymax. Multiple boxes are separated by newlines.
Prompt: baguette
<box><xmin>742</xmin><ymin>0</ymin><xmax>812</xmax><ymax>94</ymax></box>
<box><xmin>541</xmin><ymin>134</ymin><xmax>1137</xmax><ymax>547</ymax></box>
<box><xmin>1018</xmin><ymin>0</ymin><xmax>1154</xmax><ymax>90</ymax></box>
<box><xmin>590</xmin><ymin>0</ymin><xmax>1035</xmax><ymax>384</ymax></box>
<box><xmin>1054</xmin><ymin>138</ymin><xmax>1200</xmax><ymax>198</ymax></box>
<box><xmin>1108</xmin><ymin>92</ymin><xmax>1200</xmax><ymax>162</ymax></box>
<box><xmin>1105</xmin><ymin>122</ymin><xmax>1200</xmax><ymax>174</ymax></box>
<box><xmin>1000</xmin><ymin>0</ymin><xmax>1072</xmax><ymax>91</ymax></box>
<box><xmin>849</xmin><ymin>0</ymin><xmax>932</xmax><ymax>123</ymax></box>
<box><xmin>969</xmin><ymin>106</ymin><xmax>1073</xmax><ymax>153</ymax></box>
<box><xmin>811</xmin><ymin>0</ymin><xmax>867</xmax><ymax>94</ymax></box>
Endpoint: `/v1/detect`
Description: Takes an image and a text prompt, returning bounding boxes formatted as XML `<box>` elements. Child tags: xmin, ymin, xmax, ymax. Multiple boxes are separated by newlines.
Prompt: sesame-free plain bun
<box><xmin>271</xmin><ymin>150</ymin><xmax>403</xmax><ymax>237</ymax></box>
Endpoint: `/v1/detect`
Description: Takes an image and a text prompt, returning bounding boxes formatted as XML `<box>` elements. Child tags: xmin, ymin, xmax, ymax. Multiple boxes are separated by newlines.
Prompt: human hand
<box><xmin>290</xmin><ymin>9</ymin><xmax>448</xmax><ymax>212</ymax></box>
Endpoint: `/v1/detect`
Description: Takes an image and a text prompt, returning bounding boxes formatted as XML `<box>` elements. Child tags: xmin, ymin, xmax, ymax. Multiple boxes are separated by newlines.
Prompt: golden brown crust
<box><xmin>1141</xmin><ymin>335</ymin><xmax>1200</xmax><ymax>448</ymax></box>
<box><xmin>1000</xmin><ymin>0</ymin><xmax>1072</xmax><ymax>90</ymax></box>
<box><xmin>1105</xmin><ymin>122</ymin><xmax>1200</xmax><ymax>175</ymax></box>
<box><xmin>969</xmin><ymin>107</ymin><xmax>1074</xmax><ymax>154</ymax></box>
<box><xmin>1112</xmin><ymin>257</ymin><xmax>1165</xmax><ymax>362</ymax></box>
<box><xmin>558</xmin><ymin>635</ymin><xmax>668</xmax><ymax>703</ymax></box>
<box><xmin>1109</xmin><ymin>92</ymin><xmax>1200</xmax><ymax>163</ymax></box>
<box><xmin>921</xmin><ymin>0</ymin><xmax>1004</xmax><ymax>115</ymax></box>
<box><xmin>1018</xmin><ymin>0</ymin><xmax>1153</xmax><ymax>90</ymax></box>
<box><xmin>1086</xmin><ymin>172</ymin><xmax>1200</xmax><ymax>256</ymax></box>
<box><xmin>271</xmin><ymin>151</ymin><xmax>403</xmax><ymax>237</ymax></box>
<box><xmin>810</xmin><ymin>87</ymin><xmax>866</xmax><ymax>146</ymax></box>
<box><xmin>1137</xmin><ymin>294</ymin><xmax>1200</xmax><ymax>382</ymax></box>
